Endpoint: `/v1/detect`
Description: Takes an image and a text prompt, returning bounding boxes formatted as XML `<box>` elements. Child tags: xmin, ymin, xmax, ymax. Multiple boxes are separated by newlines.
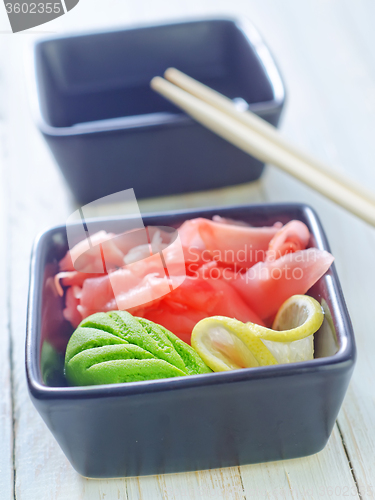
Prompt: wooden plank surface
<box><xmin>0</xmin><ymin>42</ymin><xmax>14</xmax><ymax>498</ymax></box>
<box><xmin>1</xmin><ymin>0</ymin><xmax>375</xmax><ymax>498</ymax></box>
<box><xmin>257</xmin><ymin>1</ymin><xmax>375</xmax><ymax>496</ymax></box>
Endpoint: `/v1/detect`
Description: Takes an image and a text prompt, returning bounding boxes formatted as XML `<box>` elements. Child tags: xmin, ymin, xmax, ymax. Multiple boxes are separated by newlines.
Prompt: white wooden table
<box><xmin>1</xmin><ymin>1</ymin><xmax>375</xmax><ymax>498</ymax></box>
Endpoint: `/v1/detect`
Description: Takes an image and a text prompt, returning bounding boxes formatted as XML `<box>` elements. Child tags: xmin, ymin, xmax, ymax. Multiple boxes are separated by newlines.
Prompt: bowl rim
<box><xmin>26</xmin><ymin>202</ymin><xmax>356</xmax><ymax>401</ymax></box>
<box><xmin>25</xmin><ymin>16</ymin><xmax>285</xmax><ymax>137</ymax></box>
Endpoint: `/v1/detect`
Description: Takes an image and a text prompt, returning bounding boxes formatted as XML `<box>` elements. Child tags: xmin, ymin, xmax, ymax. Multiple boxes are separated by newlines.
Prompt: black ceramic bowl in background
<box><xmin>26</xmin><ymin>204</ymin><xmax>355</xmax><ymax>478</ymax></box>
<box><xmin>28</xmin><ymin>18</ymin><xmax>285</xmax><ymax>205</ymax></box>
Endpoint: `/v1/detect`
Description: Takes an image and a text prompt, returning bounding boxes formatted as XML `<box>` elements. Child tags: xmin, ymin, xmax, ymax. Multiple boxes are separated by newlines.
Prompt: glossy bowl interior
<box><xmin>26</xmin><ymin>204</ymin><xmax>356</xmax><ymax>478</ymax></box>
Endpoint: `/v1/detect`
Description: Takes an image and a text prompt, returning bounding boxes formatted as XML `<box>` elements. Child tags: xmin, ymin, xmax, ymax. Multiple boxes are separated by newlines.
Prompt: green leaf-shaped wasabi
<box><xmin>65</xmin><ymin>311</ymin><xmax>211</xmax><ymax>386</ymax></box>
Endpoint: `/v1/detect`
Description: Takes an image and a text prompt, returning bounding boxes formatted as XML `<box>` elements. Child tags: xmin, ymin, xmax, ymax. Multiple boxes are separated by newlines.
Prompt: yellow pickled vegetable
<box><xmin>191</xmin><ymin>295</ymin><xmax>324</xmax><ymax>371</ymax></box>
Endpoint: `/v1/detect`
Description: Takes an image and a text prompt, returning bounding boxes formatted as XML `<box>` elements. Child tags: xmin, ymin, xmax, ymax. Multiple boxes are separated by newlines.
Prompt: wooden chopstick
<box><xmin>164</xmin><ymin>68</ymin><xmax>375</xmax><ymax>205</ymax></box>
<box><xmin>150</xmin><ymin>69</ymin><xmax>375</xmax><ymax>227</ymax></box>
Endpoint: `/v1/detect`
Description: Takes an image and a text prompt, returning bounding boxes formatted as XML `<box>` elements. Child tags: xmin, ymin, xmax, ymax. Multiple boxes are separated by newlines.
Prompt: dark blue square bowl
<box><xmin>26</xmin><ymin>203</ymin><xmax>355</xmax><ymax>478</ymax></box>
<box><xmin>28</xmin><ymin>18</ymin><xmax>285</xmax><ymax>205</ymax></box>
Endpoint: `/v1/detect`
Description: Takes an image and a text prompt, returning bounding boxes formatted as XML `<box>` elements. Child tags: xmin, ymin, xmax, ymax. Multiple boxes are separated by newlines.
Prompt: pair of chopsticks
<box><xmin>151</xmin><ymin>68</ymin><xmax>375</xmax><ymax>228</ymax></box>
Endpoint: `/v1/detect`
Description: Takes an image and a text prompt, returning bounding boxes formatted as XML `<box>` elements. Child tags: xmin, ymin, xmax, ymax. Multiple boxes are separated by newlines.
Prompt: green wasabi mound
<box><xmin>64</xmin><ymin>311</ymin><xmax>212</xmax><ymax>386</ymax></box>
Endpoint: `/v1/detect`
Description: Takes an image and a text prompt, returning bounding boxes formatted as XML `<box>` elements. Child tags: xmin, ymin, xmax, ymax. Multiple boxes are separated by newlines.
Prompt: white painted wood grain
<box><xmin>240</xmin><ymin>427</ymin><xmax>358</xmax><ymax>500</ymax></box>
<box><xmin>256</xmin><ymin>1</ymin><xmax>375</xmax><ymax>496</ymax></box>
<box><xmin>0</xmin><ymin>85</ymin><xmax>15</xmax><ymax>500</ymax></box>
<box><xmin>0</xmin><ymin>9</ymin><xmax>15</xmax><ymax>495</ymax></box>
<box><xmin>1</xmin><ymin>0</ymin><xmax>374</xmax><ymax>498</ymax></box>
